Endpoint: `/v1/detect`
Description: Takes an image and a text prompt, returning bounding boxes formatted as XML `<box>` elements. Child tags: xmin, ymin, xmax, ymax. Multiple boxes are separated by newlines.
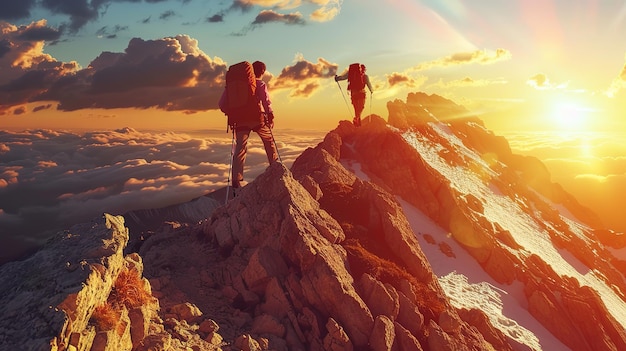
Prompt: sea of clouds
<box><xmin>0</xmin><ymin>127</ymin><xmax>324</xmax><ymax>264</ymax></box>
<box><xmin>504</xmin><ymin>131</ymin><xmax>626</xmax><ymax>233</ymax></box>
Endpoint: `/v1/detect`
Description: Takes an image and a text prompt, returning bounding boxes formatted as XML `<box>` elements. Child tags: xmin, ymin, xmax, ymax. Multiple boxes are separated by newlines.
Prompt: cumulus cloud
<box><xmin>232</xmin><ymin>9</ymin><xmax>305</xmax><ymax>35</ymax></box>
<box><xmin>270</xmin><ymin>54</ymin><xmax>338</xmax><ymax>98</ymax></box>
<box><xmin>0</xmin><ymin>29</ymin><xmax>227</xmax><ymax>114</ymax></box>
<box><xmin>387</xmin><ymin>72</ymin><xmax>423</xmax><ymax>88</ymax></box>
<box><xmin>213</xmin><ymin>0</ymin><xmax>341</xmax><ymax>34</ymax></box>
<box><xmin>309</xmin><ymin>0</ymin><xmax>343</xmax><ymax>22</ymax></box>
<box><xmin>252</xmin><ymin>9</ymin><xmax>305</xmax><ymax>25</ymax></box>
<box><xmin>431</xmin><ymin>76</ymin><xmax>508</xmax><ymax>89</ymax></box>
<box><xmin>0</xmin><ymin>128</ymin><xmax>324</xmax><ymax>264</ymax></box>
<box><xmin>526</xmin><ymin>73</ymin><xmax>580</xmax><ymax>92</ymax></box>
<box><xmin>414</xmin><ymin>48</ymin><xmax>512</xmax><ymax>71</ymax></box>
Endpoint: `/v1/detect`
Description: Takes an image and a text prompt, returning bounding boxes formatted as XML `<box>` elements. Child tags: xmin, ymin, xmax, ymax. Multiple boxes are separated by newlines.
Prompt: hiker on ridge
<box><xmin>219</xmin><ymin>60</ymin><xmax>278</xmax><ymax>194</ymax></box>
<box><xmin>335</xmin><ymin>63</ymin><xmax>373</xmax><ymax>126</ymax></box>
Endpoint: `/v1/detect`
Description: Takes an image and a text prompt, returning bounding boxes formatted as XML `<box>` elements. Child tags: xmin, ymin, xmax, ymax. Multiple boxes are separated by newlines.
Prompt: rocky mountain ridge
<box><xmin>1</xmin><ymin>92</ymin><xmax>625</xmax><ymax>351</ymax></box>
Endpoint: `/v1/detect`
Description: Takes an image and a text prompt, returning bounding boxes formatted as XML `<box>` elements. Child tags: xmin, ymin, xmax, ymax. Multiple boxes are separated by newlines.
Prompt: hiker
<box><xmin>219</xmin><ymin>60</ymin><xmax>278</xmax><ymax>193</ymax></box>
<box><xmin>335</xmin><ymin>63</ymin><xmax>373</xmax><ymax>126</ymax></box>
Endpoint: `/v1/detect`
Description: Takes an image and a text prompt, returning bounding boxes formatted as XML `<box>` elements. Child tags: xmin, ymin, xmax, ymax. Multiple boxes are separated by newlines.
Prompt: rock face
<box><xmin>2</xmin><ymin>92</ymin><xmax>625</xmax><ymax>351</ymax></box>
<box><xmin>0</xmin><ymin>214</ymin><xmax>156</xmax><ymax>350</ymax></box>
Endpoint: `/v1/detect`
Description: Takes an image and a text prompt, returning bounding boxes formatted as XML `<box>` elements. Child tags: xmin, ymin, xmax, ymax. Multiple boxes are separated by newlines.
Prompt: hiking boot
<box><xmin>353</xmin><ymin>117</ymin><xmax>361</xmax><ymax>127</ymax></box>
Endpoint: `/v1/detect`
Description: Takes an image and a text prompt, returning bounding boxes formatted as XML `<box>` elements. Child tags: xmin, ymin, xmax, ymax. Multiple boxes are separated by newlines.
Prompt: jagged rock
<box><xmin>358</xmin><ymin>273</ymin><xmax>400</xmax><ymax>321</ymax></box>
<box><xmin>251</xmin><ymin>313</ymin><xmax>285</xmax><ymax>338</ymax></box>
<box><xmin>457</xmin><ymin>308</ymin><xmax>512</xmax><ymax>351</ymax></box>
<box><xmin>242</xmin><ymin>246</ymin><xmax>289</xmax><ymax>294</ymax></box>
<box><xmin>426</xmin><ymin>320</ymin><xmax>458</xmax><ymax>351</ymax></box>
<box><xmin>323</xmin><ymin>318</ymin><xmax>353</xmax><ymax>351</ymax></box>
<box><xmin>370</xmin><ymin>315</ymin><xmax>396</xmax><ymax>351</ymax></box>
<box><xmin>234</xmin><ymin>334</ymin><xmax>262</xmax><ymax>351</ymax></box>
<box><xmin>396</xmin><ymin>290</ymin><xmax>424</xmax><ymax>334</ymax></box>
<box><xmin>0</xmin><ymin>214</ymin><xmax>132</xmax><ymax>350</ymax></box>
<box><xmin>169</xmin><ymin>302</ymin><xmax>203</xmax><ymax>323</ymax></box>
<box><xmin>208</xmin><ymin>162</ymin><xmax>373</xmax><ymax>348</ymax></box>
<box><xmin>393</xmin><ymin>322</ymin><xmax>424</xmax><ymax>351</ymax></box>
<box><xmin>259</xmin><ymin>278</ymin><xmax>291</xmax><ymax>319</ymax></box>
<box><xmin>438</xmin><ymin>310</ymin><xmax>461</xmax><ymax>334</ymax></box>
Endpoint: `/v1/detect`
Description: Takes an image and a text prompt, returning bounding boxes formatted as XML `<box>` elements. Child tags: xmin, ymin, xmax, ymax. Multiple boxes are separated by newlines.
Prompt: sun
<box><xmin>549</xmin><ymin>99</ymin><xmax>591</xmax><ymax>131</ymax></box>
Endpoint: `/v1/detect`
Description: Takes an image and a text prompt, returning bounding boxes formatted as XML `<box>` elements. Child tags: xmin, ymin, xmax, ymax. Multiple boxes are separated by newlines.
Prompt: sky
<box><xmin>1</xmin><ymin>0</ymin><xmax>626</xmax><ymax>132</ymax></box>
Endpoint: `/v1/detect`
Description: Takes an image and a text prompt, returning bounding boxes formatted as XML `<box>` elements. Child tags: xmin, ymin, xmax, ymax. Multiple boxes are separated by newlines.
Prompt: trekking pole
<box><xmin>265</xmin><ymin>113</ymin><xmax>282</xmax><ymax>163</ymax></box>
<box><xmin>269</xmin><ymin>127</ymin><xmax>282</xmax><ymax>163</ymax></box>
<box><xmin>370</xmin><ymin>91</ymin><xmax>372</xmax><ymax>121</ymax></box>
<box><xmin>225</xmin><ymin>124</ymin><xmax>235</xmax><ymax>204</ymax></box>
<box><xmin>336</xmin><ymin>81</ymin><xmax>353</xmax><ymax>119</ymax></box>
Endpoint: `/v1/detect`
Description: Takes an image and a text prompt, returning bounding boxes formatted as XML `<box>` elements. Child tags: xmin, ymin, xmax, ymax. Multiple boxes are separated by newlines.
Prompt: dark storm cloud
<box><xmin>0</xmin><ymin>0</ymin><xmax>37</xmax><ymax>20</ymax></box>
<box><xmin>0</xmin><ymin>128</ymin><xmax>323</xmax><ymax>264</ymax></box>
<box><xmin>0</xmin><ymin>31</ymin><xmax>227</xmax><ymax>114</ymax></box>
<box><xmin>2</xmin><ymin>0</ymin><xmax>190</xmax><ymax>33</ymax></box>
<box><xmin>0</xmin><ymin>40</ymin><xmax>10</xmax><ymax>59</ymax></box>
<box><xmin>16</xmin><ymin>24</ymin><xmax>62</xmax><ymax>42</ymax></box>
<box><xmin>40</xmin><ymin>0</ymin><xmax>100</xmax><ymax>33</ymax></box>
<box><xmin>272</xmin><ymin>56</ymin><xmax>338</xmax><ymax>98</ymax></box>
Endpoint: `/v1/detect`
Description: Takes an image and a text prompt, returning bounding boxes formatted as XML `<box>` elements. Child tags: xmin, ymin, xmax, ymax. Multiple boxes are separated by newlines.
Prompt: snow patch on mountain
<box><xmin>400</xmin><ymin>122</ymin><xmax>626</xmax><ymax>330</ymax></box>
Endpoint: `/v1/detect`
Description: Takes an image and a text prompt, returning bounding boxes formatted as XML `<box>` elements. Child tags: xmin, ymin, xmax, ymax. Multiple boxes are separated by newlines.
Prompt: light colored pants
<box><xmin>232</xmin><ymin>124</ymin><xmax>278</xmax><ymax>188</ymax></box>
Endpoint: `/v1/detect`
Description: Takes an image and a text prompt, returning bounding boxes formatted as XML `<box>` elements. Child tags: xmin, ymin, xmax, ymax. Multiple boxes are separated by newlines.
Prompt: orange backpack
<box><xmin>221</xmin><ymin>61</ymin><xmax>263</xmax><ymax>128</ymax></box>
<box><xmin>347</xmin><ymin>63</ymin><xmax>365</xmax><ymax>91</ymax></box>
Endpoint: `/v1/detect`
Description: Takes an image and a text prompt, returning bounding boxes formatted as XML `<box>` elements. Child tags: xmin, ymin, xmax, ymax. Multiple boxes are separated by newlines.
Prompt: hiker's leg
<box><xmin>351</xmin><ymin>92</ymin><xmax>365</xmax><ymax>126</ymax></box>
<box><xmin>256</xmin><ymin>125</ymin><xmax>278</xmax><ymax>164</ymax></box>
<box><xmin>233</xmin><ymin>128</ymin><xmax>251</xmax><ymax>188</ymax></box>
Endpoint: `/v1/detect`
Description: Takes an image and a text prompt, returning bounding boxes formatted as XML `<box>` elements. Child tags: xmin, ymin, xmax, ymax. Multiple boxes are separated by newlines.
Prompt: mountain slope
<box><xmin>1</xmin><ymin>93</ymin><xmax>625</xmax><ymax>351</ymax></box>
<box><xmin>336</xmin><ymin>93</ymin><xmax>626</xmax><ymax>350</ymax></box>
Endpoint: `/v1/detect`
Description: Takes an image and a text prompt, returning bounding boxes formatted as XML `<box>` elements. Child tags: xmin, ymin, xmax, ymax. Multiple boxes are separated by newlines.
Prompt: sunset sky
<box><xmin>1</xmin><ymin>0</ymin><xmax>625</xmax><ymax>132</ymax></box>
<box><xmin>2</xmin><ymin>0</ymin><xmax>626</xmax><ymax>263</ymax></box>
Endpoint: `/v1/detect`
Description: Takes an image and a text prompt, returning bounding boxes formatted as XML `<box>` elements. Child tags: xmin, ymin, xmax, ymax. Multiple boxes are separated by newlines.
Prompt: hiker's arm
<box><xmin>365</xmin><ymin>75</ymin><xmax>373</xmax><ymax>93</ymax></box>
<box><xmin>335</xmin><ymin>73</ymin><xmax>348</xmax><ymax>82</ymax></box>
<box><xmin>257</xmin><ymin>80</ymin><xmax>273</xmax><ymax>115</ymax></box>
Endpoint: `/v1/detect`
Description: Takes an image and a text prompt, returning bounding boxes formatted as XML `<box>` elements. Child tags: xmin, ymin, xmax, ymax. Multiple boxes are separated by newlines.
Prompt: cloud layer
<box><xmin>0</xmin><ymin>21</ymin><xmax>227</xmax><ymax>115</ymax></box>
<box><xmin>505</xmin><ymin>132</ymin><xmax>626</xmax><ymax>233</ymax></box>
<box><xmin>0</xmin><ymin>20</ymin><xmax>344</xmax><ymax>115</ymax></box>
<box><xmin>0</xmin><ymin>128</ymin><xmax>323</xmax><ymax>263</ymax></box>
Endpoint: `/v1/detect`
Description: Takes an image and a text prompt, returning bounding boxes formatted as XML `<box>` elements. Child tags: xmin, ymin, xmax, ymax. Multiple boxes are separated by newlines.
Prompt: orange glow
<box><xmin>548</xmin><ymin>99</ymin><xmax>592</xmax><ymax>131</ymax></box>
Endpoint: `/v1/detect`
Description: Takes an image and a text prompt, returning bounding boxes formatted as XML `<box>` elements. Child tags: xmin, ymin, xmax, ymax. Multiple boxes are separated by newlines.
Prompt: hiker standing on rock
<box><xmin>335</xmin><ymin>63</ymin><xmax>373</xmax><ymax>126</ymax></box>
<box><xmin>219</xmin><ymin>60</ymin><xmax>278</xmax><ymax>194</ymax></box>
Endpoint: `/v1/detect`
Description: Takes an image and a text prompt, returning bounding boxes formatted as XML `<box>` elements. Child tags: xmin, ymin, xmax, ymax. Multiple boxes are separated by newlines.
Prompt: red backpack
<box><xmin>221</xmin><ymin>61</ymin><xmax>263</xmax><ymax>128</ymax></box>
<box><xmin>347</xmin><ymin>63</ymin><xmax>365</xmax><ymax>91</ymax></box>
